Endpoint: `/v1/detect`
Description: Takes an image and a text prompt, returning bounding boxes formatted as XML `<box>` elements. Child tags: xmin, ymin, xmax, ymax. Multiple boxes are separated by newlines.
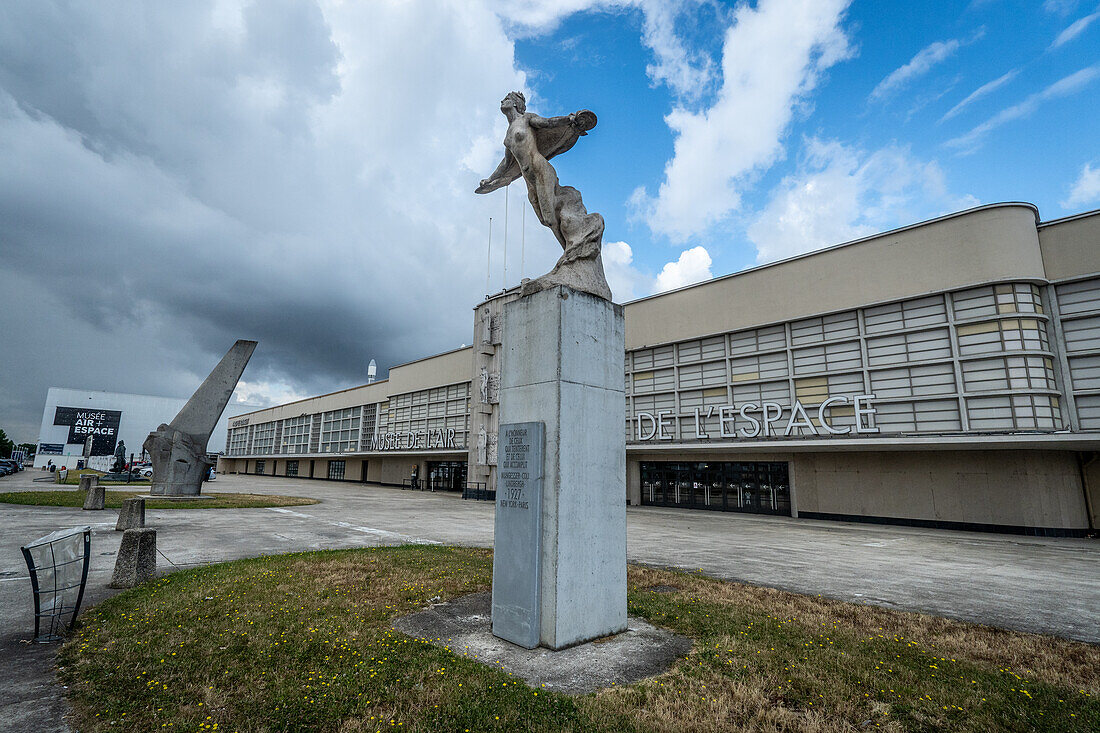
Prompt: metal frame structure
<box><xmin>21</xmin><ymin>526</ymin><xmax>91</xmax><ymax>643</ymax></box>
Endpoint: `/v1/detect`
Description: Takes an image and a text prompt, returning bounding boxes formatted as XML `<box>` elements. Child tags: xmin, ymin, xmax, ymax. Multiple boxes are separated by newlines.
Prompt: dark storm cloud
<box><xmin>0</xmin><ymin>0</ymin><xmax>535</xmax><ymax>443</ymax></box>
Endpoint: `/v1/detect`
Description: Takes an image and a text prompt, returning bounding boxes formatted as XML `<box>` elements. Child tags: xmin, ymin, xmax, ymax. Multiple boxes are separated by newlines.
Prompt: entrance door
<box><xmin>426</xmin><ymin>461</ymin><xmax>468</xmax><ymax>492</ymax></box>
<box><xmin>361</xmin><ymin>461</ymin><xmax>369</xmax><ymax>483</ymax></box>
<box><xmin>640</xmin><ymin>461</ymin><xmax>791</xmax><ymax>516</ymax></box>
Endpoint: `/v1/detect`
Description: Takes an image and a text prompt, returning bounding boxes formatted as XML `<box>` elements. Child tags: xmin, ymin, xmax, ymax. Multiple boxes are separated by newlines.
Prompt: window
<box><xmin>227</xmin><ymin>427</ymin><xmax>249</xmax><ymax>456</ymax></box>
<box><xmin>255</xmin><ymin>460</ymin><xmax>266</xmax><ymax>475</ymax></box>
<box><xmin>286</xmin><ymin>460</ymin><xmax>298</xmax><ymax>477</ymax></box>
<box><xmin>281</xmin><ymin>416</ymin><xmax>311</xmax><ymax>454</ymax></box>
<box><xmin>251</xmin><ymin>422</ymin><xmax>275</xmax><ymax>454</ymax></box>
<box><xmin>327</xmin><ymin>460</ymin><xmax>346</xmax><ymax>480</ymax></box>
<box><xmin>320</xmin><ymin>408</ymin><xmax>360</xmax><ymax>453</ymax></box>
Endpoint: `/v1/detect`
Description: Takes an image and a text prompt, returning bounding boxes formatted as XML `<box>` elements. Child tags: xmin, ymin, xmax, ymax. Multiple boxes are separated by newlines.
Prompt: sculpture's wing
<box><xmin>474</xmin><ymin>110</ymin><xmax>597</xmax><ymax>195</ymax></box>
<box><xmin>533</xmin><ymin>109</ymin><xmax>597</xmax><ymax>163</ymax></box>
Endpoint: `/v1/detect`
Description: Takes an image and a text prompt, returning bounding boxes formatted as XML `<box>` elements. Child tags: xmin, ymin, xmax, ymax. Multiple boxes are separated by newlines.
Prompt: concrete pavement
<box><xmin>0</xmin><ymin>470</ymin><xmax>1097</xmax><ymax>731</ymax></box>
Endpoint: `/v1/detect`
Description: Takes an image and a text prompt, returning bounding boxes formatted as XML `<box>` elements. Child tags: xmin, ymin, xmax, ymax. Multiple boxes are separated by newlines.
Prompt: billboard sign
<box><xmin>53</xmin><ymin>407</ymin><xmax>122</xmax><ymax>455</ymax></box>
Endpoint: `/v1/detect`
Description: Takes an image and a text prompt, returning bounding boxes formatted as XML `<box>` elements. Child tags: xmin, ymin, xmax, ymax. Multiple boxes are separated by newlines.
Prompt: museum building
<box><xmin>217</xmin><ymin>203</ymin><xmax>1100</xmax><ymax>536</ymax></box>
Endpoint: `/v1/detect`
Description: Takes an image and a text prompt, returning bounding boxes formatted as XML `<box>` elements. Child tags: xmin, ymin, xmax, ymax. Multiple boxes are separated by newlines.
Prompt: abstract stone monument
<box><xmin>479</xmin><ymin>92</ymin><xmax>626</xmax><ymax>650</ymax></box>
<box><xmin>146</xmin><ymin>339</ymin><xmax>256</xmax><ymax>497</ymax></box>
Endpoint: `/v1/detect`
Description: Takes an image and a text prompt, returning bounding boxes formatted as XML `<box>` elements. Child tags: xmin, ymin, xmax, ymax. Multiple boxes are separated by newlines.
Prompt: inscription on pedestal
<box><xmin>491</xmin><ymin>421</ymin><xmax>544</xmax><ymax>649</ymax></box>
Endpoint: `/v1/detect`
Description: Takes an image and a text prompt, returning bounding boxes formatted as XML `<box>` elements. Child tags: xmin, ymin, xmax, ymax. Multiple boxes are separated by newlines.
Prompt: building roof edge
<box><xmin>622</xmin><ymin>202</ymin><xmax>1041</xmax><ymax>307</ymax></box>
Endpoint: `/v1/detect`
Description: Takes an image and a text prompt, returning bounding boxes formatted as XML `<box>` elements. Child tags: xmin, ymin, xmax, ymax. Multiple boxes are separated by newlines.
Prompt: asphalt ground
<box><xmin>1</xmin><ymin>470</ymin><xmax>1096</xmax><ymax>732</ymax></box>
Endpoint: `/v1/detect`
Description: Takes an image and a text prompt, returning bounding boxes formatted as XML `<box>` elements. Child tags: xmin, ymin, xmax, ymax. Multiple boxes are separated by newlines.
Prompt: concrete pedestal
<box><xmin>82</xmin><ymin>483</ymin><xmax>105</xmax><ymax>511</ymax></box>
<box><xmin>109</xmin><ymin>528</ymin><xmax>156</xmax><ymax>588</ymax></box>
<box><xmin>115</xmin><ymin>497</ymin><xmax>146</xmax><ymax>531</ymax></box>
<box><xmin>493</xmin><ymin>285</ymin><xmax>627</xmax><ymax>650</ymax></box>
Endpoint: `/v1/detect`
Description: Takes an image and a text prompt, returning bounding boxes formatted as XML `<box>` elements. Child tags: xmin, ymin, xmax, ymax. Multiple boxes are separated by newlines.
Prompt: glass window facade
<box><xmin>281</xmin><ymin>416</ymin><xmax>311</xmax><ymax>454</ymax></box>
<box><xmin>640</xmin><ymin>461</ymin><xmax>791</xmax><ymax>515</ymax></box>
<box><xmin>286</xmin><ymin>459</ymin><xmax>299</xmax><ymax>477</ymax></box>
<box><xmin>251</xmin><ymin>422</ymin><xmax>275</xmax><ymax>454</ymax></box>
<box><xmin>321</xmin><ymin>408</ymin><xmax>360</xmax><ymax>453</ymax></box>
<box><xmin>387</xmin><ymin>383</ymin><xmax>470</xmax><ymax>448</ymax></box>
<box><xmin>227</xmin><ymin>426</ymin><xmax>249</xmax><ymax>456</ymax></box>
<box><xmin>625</xmin><ymin>281</ymin><xmax>1067</xmax><ymax>442</ymax></box>
<box><xmin>327</xmin><ymin>460</ymin><xmax>346</xmax><ymax>480</ymax></box>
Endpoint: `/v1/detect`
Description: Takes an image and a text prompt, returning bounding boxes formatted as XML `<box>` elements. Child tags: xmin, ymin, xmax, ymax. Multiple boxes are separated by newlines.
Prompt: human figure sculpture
<box><xmin>481</xmin><ymin>307</ymin><xmax>492</xmax><ymax>343</ymax></box>
<box><xmin>479</xmin><ymin>366</ymin><xmax>490</xmax><ymax>404</ymax></box>
<box><xmin>477</xmin><ymin>424</ymin><xmax>488</xmax><ymax>466</ymax></box>
<box><xmin>477</xmin><ymin>91</ymin><xmax>612</xmax><ymax>301</ymax></box>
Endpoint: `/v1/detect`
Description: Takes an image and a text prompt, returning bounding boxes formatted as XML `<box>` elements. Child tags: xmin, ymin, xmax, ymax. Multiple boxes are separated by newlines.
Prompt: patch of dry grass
<box><xmin>0</xmin><ymin>489</ymin><xmax>319</xmax><ymax>509</ymax></box>
<box><xmin>58</xmin><ymin>548</ymin><xmax>1099</xmax><ymax>732</ymax></box>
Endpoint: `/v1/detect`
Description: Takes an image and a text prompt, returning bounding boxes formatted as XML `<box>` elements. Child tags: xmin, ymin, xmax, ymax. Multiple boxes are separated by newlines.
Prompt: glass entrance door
<box><xmin>640</xmin><ymin>461</ymin><xmax>791</xmax><ymax>516</ymax></box>
<box><xmin>427</xmin><ymin>461</ymin><xmax>468</xmax><ymax>492</ymax></box>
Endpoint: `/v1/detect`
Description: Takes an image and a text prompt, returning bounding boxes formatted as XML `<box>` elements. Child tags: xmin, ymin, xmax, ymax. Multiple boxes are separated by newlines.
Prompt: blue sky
<box><xmin>0</xmin><ymin>0</ymin><xmax>1098</xmax><ymax>442</ymax></box>
<box><xmin>493</xmin><ymin>0</ymin><xmax>1100</xmax><ymax>298</ymax></box>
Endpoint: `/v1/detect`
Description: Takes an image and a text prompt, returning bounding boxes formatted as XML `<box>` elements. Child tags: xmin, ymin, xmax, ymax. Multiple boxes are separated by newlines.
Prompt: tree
<box><xmin>112</xmin><ymin>440</ymin><xmax>127</xmax><ymax>473</ymax></box>
<box><xmin>0</xmin><ymin>429</ymin><xmax>13</xmax><ymax>459</ymax></box>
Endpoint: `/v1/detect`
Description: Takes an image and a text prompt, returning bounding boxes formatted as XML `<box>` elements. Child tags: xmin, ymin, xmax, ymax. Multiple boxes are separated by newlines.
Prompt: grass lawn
<box><xmin>57</xmin><ymin>468</ymin><xmax>150</xmax><ymax>486</ymax></box>
<box><xmin>57</xmin><ymin>546</ymin><xmax>1097</xmax><ymax>732</ymax></box>
<box><xmin>0</xmin><ymin>490</ymin><xmax>319</xmax><ymax>510</ymax></box>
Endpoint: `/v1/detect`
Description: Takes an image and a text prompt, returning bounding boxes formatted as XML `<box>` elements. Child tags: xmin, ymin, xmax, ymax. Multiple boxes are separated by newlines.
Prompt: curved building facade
<box><xmin>218</xmin><ymin>203</ymin><xmax>1100</xmax><ymax>536</ymax></box>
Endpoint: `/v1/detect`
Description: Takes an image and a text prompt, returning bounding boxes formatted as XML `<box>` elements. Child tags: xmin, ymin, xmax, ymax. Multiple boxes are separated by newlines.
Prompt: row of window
<box><xmin>632</xmin><ymin>322</ymin><xmax>1053</xmax><ymax>396</ymax></box>
<box><xmin>631</xmin><ymin>284</ymin><xmax>1046</xmax><ymax>370</ymax></box>
<box><xmin>226</xmin><ymin>387</ymin><xmax>473</xmax><ymax>456</ymax></box>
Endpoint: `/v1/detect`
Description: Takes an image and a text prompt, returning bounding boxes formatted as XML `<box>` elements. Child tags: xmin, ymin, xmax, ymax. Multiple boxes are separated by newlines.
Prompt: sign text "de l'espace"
<box><xmin>635</xmin><ymin>394</ymin><xmax>878</xmax><ymax>441</ymax></box>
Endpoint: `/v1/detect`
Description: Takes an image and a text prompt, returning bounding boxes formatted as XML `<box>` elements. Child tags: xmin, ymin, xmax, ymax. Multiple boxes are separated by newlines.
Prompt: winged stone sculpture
<box><xmin>477</xmin><ymin>91</ymin><xmax>612</xmax><ymax>301</ymax></box>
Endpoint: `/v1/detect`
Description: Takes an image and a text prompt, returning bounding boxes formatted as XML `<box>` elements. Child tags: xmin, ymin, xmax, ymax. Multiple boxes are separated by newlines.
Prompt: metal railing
<box><xmin>462</xmin><ymin>482</ymin><xmax>495</xmax><ymax>501</ymax></box>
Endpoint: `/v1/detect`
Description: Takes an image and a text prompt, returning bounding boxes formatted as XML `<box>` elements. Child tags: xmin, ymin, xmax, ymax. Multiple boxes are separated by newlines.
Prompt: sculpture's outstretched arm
<box><xmin>477</xmin><ymin>149</ymin><xmax>516</xmax><ymax>193</ymax></box>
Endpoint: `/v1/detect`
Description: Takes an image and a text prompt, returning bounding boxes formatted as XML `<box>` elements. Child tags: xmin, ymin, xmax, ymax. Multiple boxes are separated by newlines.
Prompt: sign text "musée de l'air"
<box><xmin>368</xmin><ymin>428</ymin><xmax>458</xmax><ymax>451</ymax></box>
<box><xmin>634</xmin><ymin>393</ymin><xmax>878</xmax><ymax>441</ymax></box>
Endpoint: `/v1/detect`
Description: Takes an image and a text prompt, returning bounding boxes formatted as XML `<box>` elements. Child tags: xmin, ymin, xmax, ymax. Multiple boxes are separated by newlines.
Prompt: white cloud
<box><xmin>870</xmin><ymin>39</ymin><xmax>963</xmax><ymax>101</ymax></box>
<box><xmin>491</xmin><ymin>0</ymin><xmax>716</xmax><ymax>99</ymax></box>
<box><xmin>940</xmin><ymin>69</ymin><xmax>1019</xmax><ymax>121</ymax></box>
<box><xmin>748</xmin><ymin>138</ymin><xmax>978</xmax><ymax>263</ymax></box>
<box><xmin>1063</xmin><ymin>163</ymin><xmax>1100</xmax><ymax>208</ymax></box>
<box><xmin>1051</xmin><ymin>7</ymin><xmax>1100</xmax><ymax>48</ymax></box>
<box><xmin>636</xmin><ymin>0</ymin><xmax>716</xmax><ymax>99</ymax></box>
<box><xmin>232</xmin><ymin>380</ymin><xmax>311</xmax><ymax>408</ymax></box>
<box><xmin>601</xmin><ymin>240</ymin><xmax>650</xmax><ymax>302</ymax></box>
<box><xmin>1044</xmin><ymin>0</ymin><xmax>1081</xmax><ymax>14</ymax></box>
<box><xmin>633</xmin><ymin>0</ymin><xmax>854</xmax><ymax>241</ymax></box>
<box><xmin>654</xmin><ymin>246</ymin><xmax>713</xmax><ymax>292</ymax></box>
<box><xmin>946</xmin><ymin>65</ymin><xmax>1100</xmax><ymax>150</ymax></box>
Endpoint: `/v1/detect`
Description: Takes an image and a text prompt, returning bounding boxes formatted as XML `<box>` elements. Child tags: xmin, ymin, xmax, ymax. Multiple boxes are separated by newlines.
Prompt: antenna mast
<box><xmin>503</xmin><ymin>184</ymin><xmax>509</xmax><ymax>289</ymax></box>
<box><xmin>486</xmin><ymin>216</ymin><xmax>492</xmax><ymax>296</ymax></box>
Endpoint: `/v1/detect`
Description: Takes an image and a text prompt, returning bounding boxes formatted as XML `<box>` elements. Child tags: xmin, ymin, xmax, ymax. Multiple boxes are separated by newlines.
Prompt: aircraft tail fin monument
<box><xmin>146</xmin><ymin>339</ymin><xmax>257</xmax><ymax>496</ymax></box>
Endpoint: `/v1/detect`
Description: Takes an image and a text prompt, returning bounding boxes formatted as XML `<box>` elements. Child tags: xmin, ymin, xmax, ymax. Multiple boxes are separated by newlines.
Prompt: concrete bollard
<box><xmin>115</xmin><ymin>497</ymin><xmax>146</xmax><ymax>531</ymax></box>
<box><xmin>78</xmin><ymin>473</ymin><xmax>98</xmax><ymax>492</ymax></box>
<box><xmin>109</xmin><ymin>528</ymin><xmax>156</xmax><ymax>588</ymax></box>
<box><xmin>82</xmin><ymin>482</ymin><xmax>105</xmax><ymax>511</ymax></box>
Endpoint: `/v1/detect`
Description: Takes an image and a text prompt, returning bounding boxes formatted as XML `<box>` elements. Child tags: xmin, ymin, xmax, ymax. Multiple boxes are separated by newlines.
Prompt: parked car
<box><xmin>0</xmin><ymin>459</ymin><xmax>22</xmax><ymax>472</ymax></box>
<box><xmin>139</xmin><ymin>467</ymin><xmax>154</xmax><ymax>478</ymax></box>
<box><xmin>0</xmin><ymin>465</ymin><xmax>13</xmax><ymax>477</ymax></box>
